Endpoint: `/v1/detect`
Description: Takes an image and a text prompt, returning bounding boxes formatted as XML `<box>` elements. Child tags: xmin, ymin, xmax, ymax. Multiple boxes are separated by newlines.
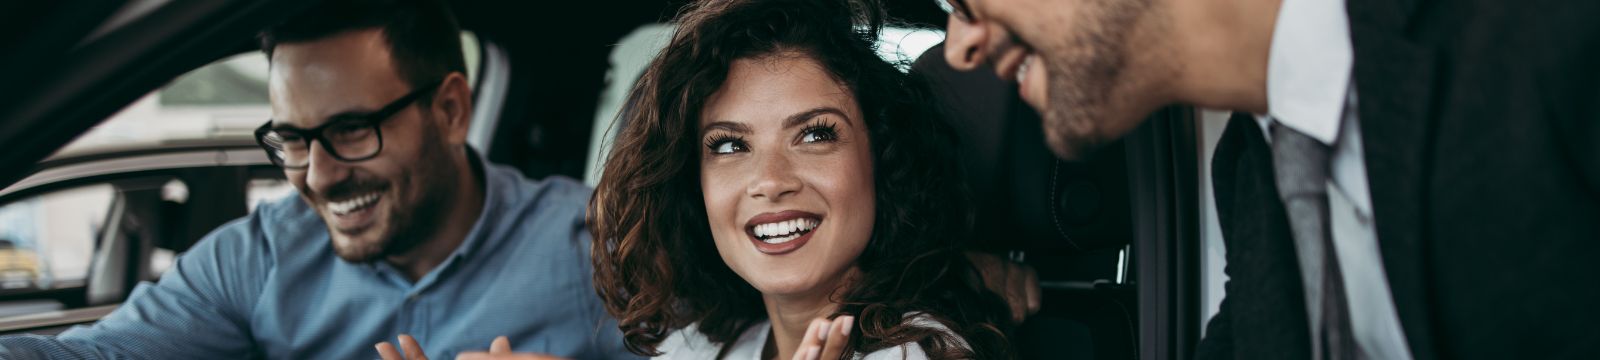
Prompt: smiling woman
<box><xmin>587</xmin><ymin>0</ymin><xmax>1012</xmax><ymax>359</ymax></box>
<box><xmin>697</xmin><ymin>55</ymin><xmax>880</xmax><ymax>311</ymax></box>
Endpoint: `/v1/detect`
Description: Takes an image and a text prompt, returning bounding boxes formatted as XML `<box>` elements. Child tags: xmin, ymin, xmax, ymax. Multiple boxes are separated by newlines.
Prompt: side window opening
<box><xmin>0</xmin><ymin>184</ymin><xmax>116</xmax><ymax>293</ymax></box>
<box><xmin>0</xmin><ymin>32</ymin><xmax>482</xmax><ymax>312</ymax></box>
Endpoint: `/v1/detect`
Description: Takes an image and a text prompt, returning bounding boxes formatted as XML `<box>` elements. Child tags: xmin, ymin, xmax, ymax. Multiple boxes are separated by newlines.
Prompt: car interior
<box><xmin>0</xmin><ymin>1</ymin><xmax>1209</xmax><ymax>359</ymax></box>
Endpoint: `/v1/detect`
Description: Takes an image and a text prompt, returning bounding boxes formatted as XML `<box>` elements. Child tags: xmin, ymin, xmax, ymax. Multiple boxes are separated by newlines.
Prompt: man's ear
<box><xmin>431</xmin><ymin>71</ymin><xmax>474</xmax><ymax>146</ymax></box>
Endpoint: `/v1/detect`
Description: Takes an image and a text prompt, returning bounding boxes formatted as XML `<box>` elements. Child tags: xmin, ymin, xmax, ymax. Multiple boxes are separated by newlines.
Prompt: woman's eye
<box><xmin>801</xmin><ymin>127</ymin><xmax>838</xmax><ymax>143</ymax></box>
<box><xmin>709</xmin><ymin>139</ymin><xmax>747</xmax><ymax>154</ymax></box>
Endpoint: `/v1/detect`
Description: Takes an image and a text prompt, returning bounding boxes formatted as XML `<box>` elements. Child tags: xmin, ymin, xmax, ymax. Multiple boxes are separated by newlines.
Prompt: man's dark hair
<box><xmin>259</xmin><ymin>0</ymin><xmax>465</xmax><ymax>104</ymax></box>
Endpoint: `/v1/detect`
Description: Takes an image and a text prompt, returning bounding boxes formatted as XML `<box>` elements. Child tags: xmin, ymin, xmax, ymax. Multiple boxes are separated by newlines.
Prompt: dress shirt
<box><xmin>0</xmin><ymin>149</ymin><xmax>637</xmax><ymax>360</ymax></box>
<box><xmin>655</xmin><ymin>314</ymin><xmax>959</xmax><ymax>360</ymax></box>
<box><xmin>1256</xmin><ymin>0</ymin><xmax>1413</xmax><ymax>358</ymax></box>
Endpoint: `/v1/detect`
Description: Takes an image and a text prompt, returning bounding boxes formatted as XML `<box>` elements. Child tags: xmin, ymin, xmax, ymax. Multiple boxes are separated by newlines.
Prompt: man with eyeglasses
<box><xmin>0</xmin><ymin>0</ymin><xmax>635</xmax><ymax>359</ymax></box>
<box><xmin>934</xmin><ymin>0</ymin><xmax>1600</xmax><ymax>358</ymax></box>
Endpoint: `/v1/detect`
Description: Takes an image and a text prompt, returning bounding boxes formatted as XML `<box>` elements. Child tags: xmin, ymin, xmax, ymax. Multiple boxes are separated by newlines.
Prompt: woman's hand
<box><xmin>376</xmin><ymin>334</ymin><xmax>429</xmax><ymax>360</ymax></box>
<box><xmin>376</xmin><ymin>335</ymin><xmax>570</xmax><ymax>360</ymax></box>
<box><xmin>793</xmin><ymin>315</ymin><xmax>854</xmax><ymax>360</ymax></box>
<box><xmin>455</xmin><ymin>336</ymin><xmax>570</xmax><ymax>360</ymax></box>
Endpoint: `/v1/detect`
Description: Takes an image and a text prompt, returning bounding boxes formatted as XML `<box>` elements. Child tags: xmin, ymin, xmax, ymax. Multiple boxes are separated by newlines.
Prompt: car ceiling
<box><xmin>0</xmin><ymin>0</ymin><xmax>948</xmax><ymax>188</ymax></box>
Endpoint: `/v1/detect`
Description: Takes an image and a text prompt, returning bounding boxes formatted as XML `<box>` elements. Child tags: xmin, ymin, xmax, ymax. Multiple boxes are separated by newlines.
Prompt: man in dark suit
<box><xmin>936</xmin><ymin>0</ymin><xmax>1600</xmax><ymax>358</ymax></box>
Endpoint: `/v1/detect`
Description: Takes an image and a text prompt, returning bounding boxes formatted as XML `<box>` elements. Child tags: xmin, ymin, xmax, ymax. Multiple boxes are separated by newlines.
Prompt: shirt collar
<box><xmin>1262</xmin><ymin>0</ymin><xmax>1355</xmax><ymax>145</ymax></box>
<box><xmin>377</xmin><ymin>146</ymin><xmax>496</xmax><ymax>292</ymax></box>
<box><xmin>446</xmin><ymin>146</ymin><xmax>496</xmax><ymax>261</ymax></box>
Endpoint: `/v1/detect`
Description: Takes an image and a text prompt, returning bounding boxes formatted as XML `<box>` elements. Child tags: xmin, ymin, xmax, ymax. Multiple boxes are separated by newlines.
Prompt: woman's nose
<box><xmin>746</xmin><ymin>152</ymin><xmax>802</xmax><ymax>201</ymax></box>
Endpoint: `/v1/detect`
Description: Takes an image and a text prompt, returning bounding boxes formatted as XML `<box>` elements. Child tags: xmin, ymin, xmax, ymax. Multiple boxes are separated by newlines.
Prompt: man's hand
<box><xmin>792</xmin><ymin>315</ymin><xmax>854</xmax><ymax>360</ymax></box>
<box><xmin>376</xmin><ymin>335</ymin><xmax>571</xmax><ymax>360</ymax></box>
<box><xmin>967</xmin><ymin>252</ymin><xmax>1042</xmax><ymax>324</ymax></box>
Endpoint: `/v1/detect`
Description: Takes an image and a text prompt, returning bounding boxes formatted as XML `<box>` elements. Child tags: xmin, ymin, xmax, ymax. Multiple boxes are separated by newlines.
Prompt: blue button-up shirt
<box><xmin>0</xmin><ymin>154</ymin><xmax>638</xmax><ymax>360</ymax></box>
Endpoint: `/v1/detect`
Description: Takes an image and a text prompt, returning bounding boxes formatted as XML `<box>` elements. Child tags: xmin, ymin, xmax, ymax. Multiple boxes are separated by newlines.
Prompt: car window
<box><xmin>54</xmin><ymin>32</ymin><xmax>482</xmax><ymax>159</ymax></box>
<box><xmin>583</xmin><ymin>25</ymin><xmax>944</xmax><ymax>185</ymax></box>
<box><xmin>0</xmin><ymin>185</ymin><xmax>114</xmax><ymax>292</ymax></box>
<box><xmin>1198</xmin><ymin>109</ymin><xmax>1231</xmax><ymax>334</ymax></box>
<box><xmin>0</xmin><ymin>32</ymin><xmax>482</xmax><ymax>311</ymax></box>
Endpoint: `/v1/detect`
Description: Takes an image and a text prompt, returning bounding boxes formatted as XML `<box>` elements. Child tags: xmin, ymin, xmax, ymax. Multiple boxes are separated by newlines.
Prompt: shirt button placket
<box><xmin>406</xmin><ymin>292</ymin><xmax>429</xmax><ymax>342</ymax></box>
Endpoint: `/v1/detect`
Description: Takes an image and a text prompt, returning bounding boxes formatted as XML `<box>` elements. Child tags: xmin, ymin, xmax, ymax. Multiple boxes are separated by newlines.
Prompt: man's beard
<box><xmin>1038</xmin><ymin>0</ymin><xmax>1152</xmax><ymax>160</ymax></box>
<box><xmin>329</xmin><ymin>129</ymin><xmax>459</xmax><ymax>263</ymax></box>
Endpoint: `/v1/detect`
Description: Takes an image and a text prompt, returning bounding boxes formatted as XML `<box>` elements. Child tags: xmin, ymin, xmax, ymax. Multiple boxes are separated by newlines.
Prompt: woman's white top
<box><xmin>654</xmin><ymin>315</ymin><xmax>963</xmax><ymax>360</ymax></box>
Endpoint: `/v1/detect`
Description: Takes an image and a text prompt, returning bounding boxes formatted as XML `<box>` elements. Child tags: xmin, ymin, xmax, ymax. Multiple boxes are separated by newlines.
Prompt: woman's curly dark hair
<box><xmin>588</xmin><ymin>0</ymin><xmax>1012</xmax><ymax>358</ymax></box>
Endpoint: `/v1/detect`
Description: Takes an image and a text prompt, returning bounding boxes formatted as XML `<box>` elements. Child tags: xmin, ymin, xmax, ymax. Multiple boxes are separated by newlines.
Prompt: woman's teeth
<box><xmin>328</xmin><ymin>193</ymin><xmax>380</xmax><ymax>215</ymax></box>
<box><xmin>753</xmin><ymin>218</ymin><xmax>819</xmax><ymax>244</ymax></box>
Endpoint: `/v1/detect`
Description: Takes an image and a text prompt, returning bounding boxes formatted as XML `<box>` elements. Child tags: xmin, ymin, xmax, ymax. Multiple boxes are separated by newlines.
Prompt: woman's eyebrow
<box><xmin>701</xmin><ymin>120</ymin><xmax>752</xmax><ymax>135</ymax></box>
<box><xmin>701</xmin><ymin>106</ymin><xmax>849</xmax><ymax>134</ymax></box>
<box><xmin>782</xmin><ymin>107</ymin><xmax>850</xmax><ymax>129</ymax></box>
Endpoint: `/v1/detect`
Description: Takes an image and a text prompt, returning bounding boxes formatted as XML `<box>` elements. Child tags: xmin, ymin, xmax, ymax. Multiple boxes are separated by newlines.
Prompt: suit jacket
<box><xmin>1195</xmin><ymin>0</ymin><xmax>1600</xmax><ymax>358</ymax></box>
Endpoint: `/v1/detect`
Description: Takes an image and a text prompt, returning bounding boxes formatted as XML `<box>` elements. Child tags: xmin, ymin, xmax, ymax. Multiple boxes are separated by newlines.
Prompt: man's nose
<box><xmin>302</xmin><ymin>142</ymin><xmax>349</xmax><ymax>195</ymax></box>
<box><xmin>944</xmin><ymin>13</ymin><xmax>990</xmax><ymax>71</ymax></box>
<box><xmin>746</xmin><ymin>152</ymin><xmax>802</xmax><ymax>201</ymax></box>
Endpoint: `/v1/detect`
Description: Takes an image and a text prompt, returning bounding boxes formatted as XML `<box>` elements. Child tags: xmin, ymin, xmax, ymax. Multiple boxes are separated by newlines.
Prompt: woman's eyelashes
<box><xmin>703</xmin><ymin>119</ymin><xmax>841</xmax><ymax>155</ymax></box>
<box><xmin>798</xmin><ymin>119</ymin><xmax>840</xmax><ymax>144</ymax></box>
<box><xmin>706</xmin><ymin>133</ymin><xmax>748</xmax><ymax>154</ymax></box>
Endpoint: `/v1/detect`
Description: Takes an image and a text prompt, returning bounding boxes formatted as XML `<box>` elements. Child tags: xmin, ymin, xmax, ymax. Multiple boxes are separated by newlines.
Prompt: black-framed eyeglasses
<box><xmin>254</xmin><ymin>81</ymin><xmax>442</xmax><ymax>169</ymax></box>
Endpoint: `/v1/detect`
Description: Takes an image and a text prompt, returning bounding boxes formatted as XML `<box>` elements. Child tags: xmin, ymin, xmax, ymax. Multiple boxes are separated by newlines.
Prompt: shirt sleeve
<box><xmin>0</xmin><ymin>210</ymin><xmax>274</xmax><ymax>359</ymax></box>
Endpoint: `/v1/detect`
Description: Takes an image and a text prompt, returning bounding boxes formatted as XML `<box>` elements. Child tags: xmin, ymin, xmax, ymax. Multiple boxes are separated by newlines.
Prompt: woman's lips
<box><xmin>745</xmin><ymin>210</ymin><xmax>823</xmax><ymax>255</ymax></box>
<box><xmin>752</xmin><ymin>227</ymin><xmax>815</xmax><ymax>255</ymax></box>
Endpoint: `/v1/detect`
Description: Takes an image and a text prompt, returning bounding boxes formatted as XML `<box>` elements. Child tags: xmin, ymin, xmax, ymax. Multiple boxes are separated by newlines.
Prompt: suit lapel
<box><xmin>1212</xmin><ymin>114</ymin><xmax>1313</xmax><ymax>357</ymax></box>
<box><xmin>1346</xmin><ymin>0</ymin><xmax>1439</xmax><ymax>358</ymax></box>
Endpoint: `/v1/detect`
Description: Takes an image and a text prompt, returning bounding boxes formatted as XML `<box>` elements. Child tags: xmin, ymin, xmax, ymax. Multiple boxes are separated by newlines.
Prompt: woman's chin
<box><xmin>744</xmin><ymin>274</ymin><xmax>830</xmax><ymax>299</ymax></box>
